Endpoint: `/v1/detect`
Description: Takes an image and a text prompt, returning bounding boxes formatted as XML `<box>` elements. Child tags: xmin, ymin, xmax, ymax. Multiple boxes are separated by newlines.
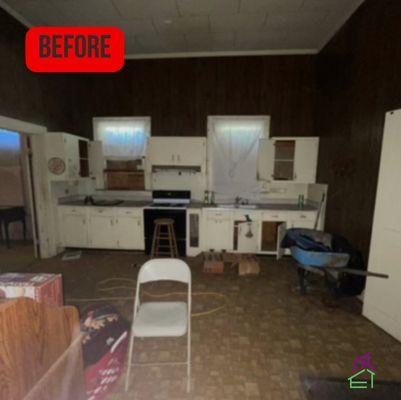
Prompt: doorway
<box><xmin>0</xmin><ymin>129</ymin><xmax>38</xmax><ymax>264</ymax></box>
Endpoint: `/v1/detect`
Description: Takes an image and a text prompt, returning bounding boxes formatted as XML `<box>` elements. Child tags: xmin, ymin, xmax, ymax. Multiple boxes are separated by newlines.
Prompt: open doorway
<box><xmin>0</xmin><ymin>129</ymin><xmax>38</xmax><ymax>265</ymax></box>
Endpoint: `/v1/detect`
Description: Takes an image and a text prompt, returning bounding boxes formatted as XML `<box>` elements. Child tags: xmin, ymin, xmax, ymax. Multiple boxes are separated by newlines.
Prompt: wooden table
<box><xmin>0</xmin><ymin>206</ymin><xmax>26</xmax><ymax>248</ymax></box>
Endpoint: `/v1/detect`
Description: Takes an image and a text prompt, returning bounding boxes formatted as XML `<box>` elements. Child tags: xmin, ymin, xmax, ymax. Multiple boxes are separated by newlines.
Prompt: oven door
<box><xmin>144</xmin><ymin>209</ymin><xmax>187</xmax><ymax>256</ymax></box>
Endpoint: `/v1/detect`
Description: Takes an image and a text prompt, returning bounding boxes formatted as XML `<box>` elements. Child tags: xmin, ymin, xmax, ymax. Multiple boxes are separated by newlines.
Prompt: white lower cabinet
<box><xmin>115</xmin><ymin>216</ymin><xmax>144</xmax><ymax>250</ymax></box>
<box><xmin>59</xmin><ymin>206</ymin><xmax>144</xmax><ymax>250</ymax></box>
<box><xmin>61</xmin><ymin>209</ymin><xmax>88</xmax><ymax>247</ymax></box>
<box><xmin>88</xmin><ymin>210</ymin><xmax>117</xmax><ymax>249</ymax></box>
<box><xmin>203</xmin><ymin>210</ymin><xmax>233</xmax><ymax>251</ymax></box>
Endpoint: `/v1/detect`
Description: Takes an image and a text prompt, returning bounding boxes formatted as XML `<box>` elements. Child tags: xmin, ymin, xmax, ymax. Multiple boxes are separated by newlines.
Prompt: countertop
<box><xmin>58</xmin><ymin>198</ymin><xmax>317</xmax><ymax>211</ymax></box>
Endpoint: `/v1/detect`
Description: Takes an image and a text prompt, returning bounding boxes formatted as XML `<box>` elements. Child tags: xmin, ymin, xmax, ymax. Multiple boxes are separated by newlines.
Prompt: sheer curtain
<box><xmin>209</xmin><ymin>117</ymin><xmax>269</xmax><ymax>198</ymax></box>
<box><xmin>93</xmin><ymin>117</ymin><xmax>150</xmax><ymax>160</ymax></box>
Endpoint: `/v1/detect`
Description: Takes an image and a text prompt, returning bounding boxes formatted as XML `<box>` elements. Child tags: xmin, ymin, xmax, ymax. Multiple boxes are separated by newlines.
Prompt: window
<box><xmin>208</xmin><ymin>116</ymin><xmax>270</xmax><ymax>197</ymax></box>
<box><xmin>93</xmin><ymin>117</ymin><xmax>150</xmax><ymax>160</ymax></box>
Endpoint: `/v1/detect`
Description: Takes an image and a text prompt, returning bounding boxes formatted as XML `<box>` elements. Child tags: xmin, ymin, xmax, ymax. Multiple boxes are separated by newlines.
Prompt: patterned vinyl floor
<box><xmin>7</xmin><ymin>248</ymin><xmax>401</xmax><ymax>400</ymax></box>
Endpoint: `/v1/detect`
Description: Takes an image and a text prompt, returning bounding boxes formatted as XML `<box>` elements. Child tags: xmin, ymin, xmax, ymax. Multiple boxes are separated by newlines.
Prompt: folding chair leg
<box><xmin>125</xmin><ymin>334</ymin><xmax>135</xmax><ymax>392</ymax></box>
<box><xmin>187</xmin><ymin>329</ymin><xmax>191</xmax><ymax>392</ymax></box>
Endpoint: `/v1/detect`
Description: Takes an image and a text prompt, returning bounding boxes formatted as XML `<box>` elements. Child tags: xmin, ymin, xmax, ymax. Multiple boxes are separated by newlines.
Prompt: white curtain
<box><xmin>209</xmin><ymin>117</ymin><xmax>269</xmax><ymax>198</ymax></box>
<box><xmin>94</xmin><ymin>118</ymin><xmax>150</xmax><ymax>160</ymax></box>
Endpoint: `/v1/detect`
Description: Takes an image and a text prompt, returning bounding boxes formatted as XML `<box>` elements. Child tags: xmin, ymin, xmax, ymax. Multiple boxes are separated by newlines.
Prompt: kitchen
<box><xmin>1</xmin><ymin>1</ymin><xmax>401</xmax><ymax>399</ymax></box>
<box><xmin>49</xmin><ymin>127</ymin><xmax>327</xmax><ymax>259</ymax></box>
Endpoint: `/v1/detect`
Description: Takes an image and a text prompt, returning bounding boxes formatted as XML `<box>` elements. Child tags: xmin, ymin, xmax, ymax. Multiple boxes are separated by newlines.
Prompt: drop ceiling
<box><xmin>0</xmin><ymin>0</ymin><xmax>365</xmax><ymax>58</ymax></box>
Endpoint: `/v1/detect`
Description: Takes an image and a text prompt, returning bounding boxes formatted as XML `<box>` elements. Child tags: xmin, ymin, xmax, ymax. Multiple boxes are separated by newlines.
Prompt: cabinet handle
<box><xmin>300</xmin><ymin>215</ymin><xmax>306</xmax><ymax>219</ymax></box>
<box><xmin>110</xmin><ymin>220</ymin><xmax>113</xmax><ymax>226</ymax></box>
<box><xmin>177</xmin><ymin>154</ymin><xmax>180</xmax><ymax>162</ymax></box>
<box><xmin>82</xmin><ymin>219</ymin><xmax>86</xmax><ymax>225</ymax></box>
<box><xmin>172</xmin><ymin>154</ymin><xmax>175</xmax><ymax>162</ymax></box>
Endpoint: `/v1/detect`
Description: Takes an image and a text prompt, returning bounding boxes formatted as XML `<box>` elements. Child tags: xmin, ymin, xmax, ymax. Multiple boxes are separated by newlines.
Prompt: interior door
<box><xmin>363</xmin><ymin>109</ymin><xmax>401</xmax><ymax>341</ymax></box>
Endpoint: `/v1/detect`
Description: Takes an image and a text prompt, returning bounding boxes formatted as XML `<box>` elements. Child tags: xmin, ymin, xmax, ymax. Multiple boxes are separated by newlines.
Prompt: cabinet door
<box><xmin>276</xmin><ymin>222</ymin><xmax>287</xmax><ymax>260</ymax></box>
<box><xmin>89</xmin><ymin>215</ymin><xmax>117</xmax><ymax>248</ymax></box>
<box><xmin>257</xmin><ymin>138</ymin><xmax>274</xmax><ymax>181</ymax></box>
<box><xmin>205</xmin><ymin>219</ymin><xmax>233</xmax><ymax>251</ymax></box>
<box><xmin>89</xmin><ymin>141</ymin><xmax>105</xmax><ymax>188</ymax></box>
<box><xmin>187</xmin><ymin>210</ymin><xmax>202</xmax><ymax>256</ymax></box>
<box><xmin>62</xmin><ymin>213</ymin><xmax>87</xmax><ymax>247</ymax></box>
<box><xmin>294</xmin><ymin>138</ymin><xmax>319</xmax><ymax>183</ymax></box>
<box><xmin>176</xmin><ymin>138</ymin><xmax>206</xmax><ymax>167</ymax></box>
<box><xmin>64</xmin><ymin>135</ymin><xmax>80</xmax><ymax>179</ymax></box>
<box><xmin>116</xmin><ymin>216</ymin><xmax>144</xmax><ymax>250</ymax></box>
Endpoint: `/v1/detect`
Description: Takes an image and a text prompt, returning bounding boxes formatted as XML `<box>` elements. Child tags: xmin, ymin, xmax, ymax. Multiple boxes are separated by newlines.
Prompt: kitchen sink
<box><xmin>216</xmin><ymin>204</ymin><xmax>258</xmax><ymax>209</ymax></box>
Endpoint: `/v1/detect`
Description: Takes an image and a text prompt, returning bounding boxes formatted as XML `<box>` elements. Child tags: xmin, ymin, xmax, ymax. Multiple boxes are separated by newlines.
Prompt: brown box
<box><xmin>203</xmin><ymin>252</ymin><xmax>224</xmax><ymax>274</ymax></box>
<box><xmin>106</xmin><ymin>159</ymin><xmax>141</xmax><ymax>171</ymax></box>
<box><xmin>238</xmin><ymin>255</ymin><xmax>260</xmax><ymax>276</ymax></box>
<box><xmin>0</xmin><ymin>273</ymin><xmax>63</xmax><ymax>306</ymax></box>
<box><xmin>105</xmin><ymin>171</ymin><xmax>145</xmax><ymax>190</ymax></box>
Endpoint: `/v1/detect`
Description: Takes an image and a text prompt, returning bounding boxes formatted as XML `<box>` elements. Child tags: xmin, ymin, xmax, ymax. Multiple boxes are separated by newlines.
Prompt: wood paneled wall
<box><xmin>74</xmin><ymin>56</ymin><xmax>316</xmax><ymax>138</ymax></box>
<box><xmin>316</xmin><ymin>0</ymin><xmax>401</xmax><ymax>258</ymax></box>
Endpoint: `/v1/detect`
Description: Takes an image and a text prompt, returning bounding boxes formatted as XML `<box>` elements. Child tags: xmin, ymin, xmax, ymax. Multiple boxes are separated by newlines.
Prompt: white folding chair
<box><xmin>125</xmin><ymin>258</ymin><xmax>192</xmax><ymax>393</ymax></box>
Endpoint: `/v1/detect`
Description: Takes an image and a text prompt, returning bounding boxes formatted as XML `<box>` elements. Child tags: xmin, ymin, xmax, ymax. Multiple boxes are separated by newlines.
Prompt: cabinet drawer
<box><xmin>88</xmin><ymin>207</ymin><xmax>115</xmax><ymax>217</ymax></box>
<box><xmin>59</xmin><ymin>206</ymin><xmax>86</xmax><ymax>215</ymax></box>
<box><xmin>261</xmin><ymin>211</ymin><xmax>288</xmax><ymax>221</ymax></box>
<box><xmin>116</xmin><ymin>208</ymin><xmax>143</xmax><ymax>218</ymax></box>
<box><xmin>289</xmin><ymin>211</ymin><xmax>316</xmax><ymax>221</ymax></box>
<box><xmin>206</xmin><ymin>210</ymin><xmax>232</xmax><ymax>221</ymax></box>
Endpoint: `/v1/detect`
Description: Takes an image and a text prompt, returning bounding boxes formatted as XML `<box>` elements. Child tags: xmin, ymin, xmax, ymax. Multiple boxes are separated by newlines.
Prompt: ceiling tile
<box><xmin>235</xmin><ymin>30</ymin><xmax>289</xmax><ymax>50</ymax></box>
<box><xmin>210</xmin><ymin>13</ymin><xmax>267</xmax><ymax>32</ymax></box>
<box><xmin>153</xmin><ymin>16</ymin><xmax>210</xmax><ymax>35</ymax></box>
<box><xmin>112</xmin><ymin>0</ymin><xmax>179</xmax><ymax>19</ymax></box>
<box><xmin>185</xmin><ymin>32</ymin><xmax>236</xmax><ymax>51</ymax></box>
<box><xmin>54</xmin><ymin>0</ymin><xmax>121</xmax><ymax>24</ymax></box>
<box><xmin>302</xmin><ymin>0</ymin><xmax>363</xmax><ymax>12</ymax></box>
<box><xmin>265</xmin><ymin>10</ymin><xmax>329</xmax><ymax>30</ymax></box>
<box><xmin>116</xmin><ymin>19</ymin><xmax>156</xmax><ymax>36</ymax></box>
<box><xmin>4</xmin><ymin>0</ymin><xmax>63</xmax><ymax>25</ymax></box>
<box><xmin>177</xmin><ymin>0</ymin><xmax>240</xmax><ymax>16</ymax></box>
<box><xmin>240</xmin><ymin>0</ymin><xmax>303</xmax><ymax>14</ymax></box>
<box><xmin>135</xmin><ymin>33</ymin><xmax>187</xmax><ymax>53</ymax></box>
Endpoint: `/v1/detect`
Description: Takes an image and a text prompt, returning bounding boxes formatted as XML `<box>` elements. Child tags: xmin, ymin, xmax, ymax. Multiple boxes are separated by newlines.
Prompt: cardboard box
<box><xmin>0</xmin><ymin>273</ymin><xmax>63</xmax><ymax>306</ymax></box>
<box><xmin>203</xmin><ymin>252</ymin><xmax>224</xmax><ymax>274</ymax></box>
<box><xmin>238</xmin><ymin>255</ymin><xmax>260</xmax><ymax>276</ymax></box>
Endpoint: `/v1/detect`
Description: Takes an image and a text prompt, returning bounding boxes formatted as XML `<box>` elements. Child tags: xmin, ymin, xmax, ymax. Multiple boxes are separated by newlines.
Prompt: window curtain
<box><xmin>210</xmin><ymin>118</ymin><xmax>268</xmax><ymax>198</ymax></box>
<box><xmin>94</xmin><ymin>118</ymin><xmax>150</xmax><ymax>160</ymax></box>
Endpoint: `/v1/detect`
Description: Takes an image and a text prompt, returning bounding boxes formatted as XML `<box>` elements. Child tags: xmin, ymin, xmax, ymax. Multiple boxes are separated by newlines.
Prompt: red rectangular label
<box><xmin>25</xmin><ymin>27</ymin><xmax>124</xmax><ymax>73</ymax></box>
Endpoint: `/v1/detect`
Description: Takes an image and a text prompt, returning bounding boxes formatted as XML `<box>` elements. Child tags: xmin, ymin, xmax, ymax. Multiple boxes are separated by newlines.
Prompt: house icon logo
<box><xmin>348</xmin><ymin>353</ymin><xmax>376</xmax><ymax>390</ymax></box>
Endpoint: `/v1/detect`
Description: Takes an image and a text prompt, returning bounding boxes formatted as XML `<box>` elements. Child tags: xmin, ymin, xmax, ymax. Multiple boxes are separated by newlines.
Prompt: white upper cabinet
<box><xmin>45</xmin><ymin>132</ymin><xmax>98</xmax><ymax>181</ymax></box>
<box><xmin>88</xmin><ymin>140</ymin><xmax>105</xmax><ymax>188</ymax></box>
<box><xmin>257</xmin><ymin>137</ymin><xmax>319</xmax><ymax>183</ymax></box>
<box><xmin>147</xmin><ymin>137</ymin><xmax>206</xmax><ymax>171</ymax></box>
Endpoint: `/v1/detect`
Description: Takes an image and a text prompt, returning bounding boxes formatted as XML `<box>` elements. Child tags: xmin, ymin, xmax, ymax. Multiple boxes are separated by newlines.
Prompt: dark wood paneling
<box><xmin>0</xmin><ymin>8</ymin><xmax>82</xmax><ymax>132</ymax></box>
<box><xmin>73</xmin><ymin>56</ymin><xmax>316</xmax><ymax>139</ymax></box>
<box><xmin>316</xmin><ymin>0</ymin><xmax>401</xmax><ymax>259</ymax></box>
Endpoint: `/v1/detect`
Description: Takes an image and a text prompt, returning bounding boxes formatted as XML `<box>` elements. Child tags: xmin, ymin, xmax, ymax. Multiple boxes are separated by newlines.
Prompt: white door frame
<box><xmin>0</xmin><ymin>115</ymin><xmax>48</xmax><ymax>258</ymax></box>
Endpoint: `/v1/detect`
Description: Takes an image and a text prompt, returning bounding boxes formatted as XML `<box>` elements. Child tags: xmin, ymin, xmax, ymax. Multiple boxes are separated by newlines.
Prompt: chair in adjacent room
<box><xmin>125</xmin><ymin>258</ymin><xmax>192</xmax><ymax>393</ymax></box>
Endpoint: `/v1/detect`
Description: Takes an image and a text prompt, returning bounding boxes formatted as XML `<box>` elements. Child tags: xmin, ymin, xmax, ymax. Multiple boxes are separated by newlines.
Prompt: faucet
<box><xmin>235</xmin><ymin>197</ymin><xmax>249</xmax><ymax>206</ymax></box>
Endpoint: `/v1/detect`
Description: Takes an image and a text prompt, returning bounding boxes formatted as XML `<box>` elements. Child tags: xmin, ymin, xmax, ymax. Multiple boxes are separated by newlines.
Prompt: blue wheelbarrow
<box><xmin>282</xmin><ymin>229</ymin><xmax>388</xmax><ymax>296</ymax></box>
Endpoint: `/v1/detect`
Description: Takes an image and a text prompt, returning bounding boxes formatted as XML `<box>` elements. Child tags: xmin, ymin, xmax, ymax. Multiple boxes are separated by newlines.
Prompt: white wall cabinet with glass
<box><xmin>45</xmin><ymin>132</ymin><xmax>100</xmax><ymax>181</ymax></box>
<box><xmin>258</xmin><ymin>137</ymin><xmax>319</xmax><ymax>183</ymax></box>
<box><xmin>147</xmin><ymin>137</ymin><xmax>207</xmax><ymax>171</ymax></box>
